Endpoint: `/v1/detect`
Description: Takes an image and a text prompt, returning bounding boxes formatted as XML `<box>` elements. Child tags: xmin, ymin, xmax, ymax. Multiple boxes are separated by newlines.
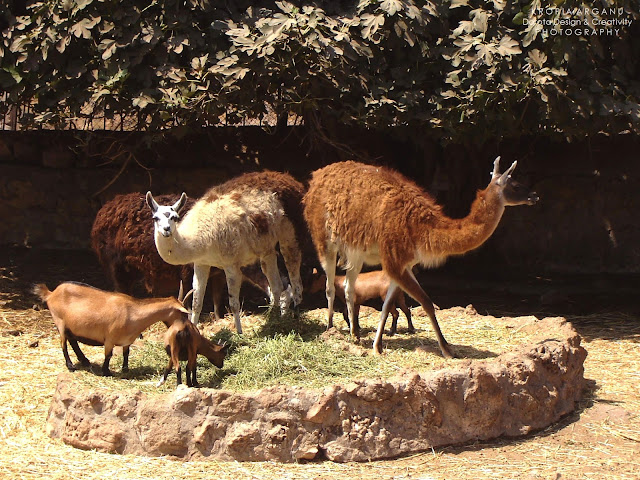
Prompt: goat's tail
<box><xmin>32</xmin><ymin>284</ymin><xmax>51</xmax><ymax>303</ymax></box>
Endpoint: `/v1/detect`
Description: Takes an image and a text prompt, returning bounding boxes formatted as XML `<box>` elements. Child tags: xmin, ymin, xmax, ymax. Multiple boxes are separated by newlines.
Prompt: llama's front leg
<box><xmin>372</xmin><ymin>281</ymin><xmax>400</xmax><ymax>354</ymax></box>
<box><xmin>224</xmin><ymin>265</ymin><xmax>244</xmax><ymax>334</ymax></box>
<box><xmin>321</xmin><ymin>246</ymin><xmax>338</xmax><ymax>329</ymax></box>
<box><xmin>343</xmin><ymin>264</ymin><xmax>363</xmax><ymax>339</ymax></box>
<box><xmin>260</xmin><ymin>253</ymin><xmax>284</xmax><ymax>314</ymax></box>
<box><xmin>191</xmin><ymin>264</ymin><xmax>211</xmax><ymax>325</ymax></box>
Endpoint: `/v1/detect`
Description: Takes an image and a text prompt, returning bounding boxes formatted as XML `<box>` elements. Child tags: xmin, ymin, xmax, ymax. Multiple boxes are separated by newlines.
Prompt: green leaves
<box><xmin>0</xmin><ymin>0</ymin><xmax>638</xmax><ymax>141</ymax></box>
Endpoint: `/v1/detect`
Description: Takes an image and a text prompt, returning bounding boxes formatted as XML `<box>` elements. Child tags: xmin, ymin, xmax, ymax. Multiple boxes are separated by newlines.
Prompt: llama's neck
<box><xmin>154</xmin><ymin>227</ymin><xmax>198</xmax><ymax>266</ymax></box>
<box><xmin>420</xmin><ymin>187</ymin><xmax>505</xmax><ymax>258</ymax></box>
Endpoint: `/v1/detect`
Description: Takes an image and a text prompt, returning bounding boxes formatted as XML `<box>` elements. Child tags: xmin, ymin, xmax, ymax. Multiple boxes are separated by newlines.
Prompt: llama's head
<box><xmin>489</xmin><ymin>157</ymin><xmax>539</xmax><ymax>206</ymax></box>
<box><xmin>146</xmin><ymin>191</ymin><xmax>188</xmax><ymax>238</ymax></box>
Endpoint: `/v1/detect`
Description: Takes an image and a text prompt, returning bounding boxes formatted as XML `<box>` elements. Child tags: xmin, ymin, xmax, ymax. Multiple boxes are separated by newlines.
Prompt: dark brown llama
<box><xmin>303</xmin><ymin>158</ymin><xmax>538</xmax><ymax>356</ymax></box>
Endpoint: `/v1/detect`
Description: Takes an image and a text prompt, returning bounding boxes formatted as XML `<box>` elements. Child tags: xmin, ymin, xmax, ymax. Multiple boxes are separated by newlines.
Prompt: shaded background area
<box><xmin>1</xmin><ymin>128</ymin><xmax>639</xmax><ymax>275</ymax></box>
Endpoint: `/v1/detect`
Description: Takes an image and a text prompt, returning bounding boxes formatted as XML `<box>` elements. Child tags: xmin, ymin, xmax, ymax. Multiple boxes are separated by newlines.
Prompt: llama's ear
<box><xmin>146</xmin><ymin>191</ymin><xmax>159</xmax><ymax>213</ymax></box>
<box><xmin>173</xmin><ymin>192</ymin><xmax>187</xmax><ymax>214</ymax></box>
<box><xmin>491</xmin><ymin>156</ymin><xmax>501</xmax><ymax>180</ymax></box>
<box><xmin>497</xmin><ymin>160</ymin><xmax>517</xmax><ymax>186</ymax></box>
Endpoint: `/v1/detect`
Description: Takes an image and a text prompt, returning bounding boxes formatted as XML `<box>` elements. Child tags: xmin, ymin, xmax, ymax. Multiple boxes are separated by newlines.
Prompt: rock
<box><xmin>47</xmin><ymin>317</ymin><xmax>587</xmax><ymax>463</ymax></box>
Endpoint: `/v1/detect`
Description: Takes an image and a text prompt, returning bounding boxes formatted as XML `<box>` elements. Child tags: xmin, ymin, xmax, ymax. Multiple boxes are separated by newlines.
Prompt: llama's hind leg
<box><xmin>260</xmin><ymin>253</ymin><xmax>284</xmax><ymax>314</ymax></box>
<box><xmin>279</xmin><ymin>239</ymin><xmax>303</xmax><ymax>307</ymax></box>
<box><xmin>191</xmin><ymin>264</ymin><xmax>211</xmax><ymax>325</ymax></box>
<box><xmin>343</xmin><ymin>261</ymin><xmax>363</xmax><ymax>339</ymax></box>
<box><xmin>320</xmin><ymin>245</ymin><xmax>338</xmax><ymax>329</ymax></box>
<box><xmin>224</xmin><ymin>265</ymin><xmax>244</xmax><ymax>334</ymax></box>
<box><xmin>372</xmin><ymin>282</ymin><xmax>399</xmax><ymax>354</ymax></box>
<box><xmin>388</xmin><ymin>268</ymin><xmax>453</xmax><ymax>358</ymax></box>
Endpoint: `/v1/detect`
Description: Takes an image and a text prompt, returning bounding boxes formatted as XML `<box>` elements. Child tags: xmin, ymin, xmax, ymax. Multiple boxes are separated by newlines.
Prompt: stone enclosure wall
<box><xmin>1</xmin><ymin>128</ymin><xmax>639</xmax><ymax>274</ymax></box>
<box><xmin>46</xmin><ymin>317</ymin><xmax>587</xmax><ymax>462</ymax></box>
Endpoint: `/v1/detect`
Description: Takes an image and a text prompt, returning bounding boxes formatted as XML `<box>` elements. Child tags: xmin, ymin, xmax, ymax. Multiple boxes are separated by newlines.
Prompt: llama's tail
<box><xmin>32</xmin><ymin>284</ymin><xmax>51</xmax><ymax>303</ymax></box>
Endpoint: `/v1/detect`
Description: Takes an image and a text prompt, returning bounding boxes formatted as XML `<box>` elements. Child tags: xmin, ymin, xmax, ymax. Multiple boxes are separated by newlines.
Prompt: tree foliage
<box><xmin>1</xmin><ymin>0</ymin><xmax>639</xmax><ymax>142</ymax></box>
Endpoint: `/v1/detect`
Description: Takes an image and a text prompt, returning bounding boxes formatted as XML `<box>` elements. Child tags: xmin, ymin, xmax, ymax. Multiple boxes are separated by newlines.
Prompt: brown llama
<box><xmin>303</xmin><ymin>158</ymin><xmax>538</xmax><ymax>356</ymax></box>
<box><xmin>147</xmin><ymin>171</ymin><xmax>306</xmax><ymax>333</ymax></box>
<box><xmin>91</xmin><ymin>192</ymin><xmax>272</xmax><ymax>322</ymax></box>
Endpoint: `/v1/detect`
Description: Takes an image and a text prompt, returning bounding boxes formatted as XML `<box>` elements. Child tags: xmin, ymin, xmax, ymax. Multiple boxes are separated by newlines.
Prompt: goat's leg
<box><xmin>191</xmin><ymin>264</ymin><xmax>211</xmax><ymax>325</ymax></box>
<box><xmin>187</xmin><ymin>342</ymin><xmax>199</xmax><ymax>387</ymax></box>
<box><xmin>176</xmin><ymin>364</ymin><xmax>183</xmax><ymax>386</ymax></box>
<box><xmin>102</xmin><ymin>343</ymin><xmax>115</xmax><ymax>376</ymax></box>
<box><xmin>320</xmin><ymin>246</ymin><xmax>338</xmax><ymax>329</ymax></box>
<box><xmin>224</xmin><ymin>265</ymin><xmax>244</xmax><ymax>334</ymax></box>
<box><xmin>343</xmin><ymin>263</ymin><xmax>363</xmax><ymax>339</ymax></box>
<box><xmin>122</xmin><ymin>345</ymin><xmax>130</xmax><ymax>372</ymax></box>
<box><xmin>68</xmin><ymin>337</ymin><xmax>90</xmax><ymax>367</ymax></box>
<box><xmin>389</xmin><ymin>305</ymin><xmax>400</xmax><ymax>336</ymax></box>
<box><xmin>260</xmin><ymin>253</ymin><xmax>284</xmax><ymax>314</ymax></box>
<box><xmin>398</xmin><ymin>294</ymin><xmax>415</xmax><ymax>333</ymax></box>
<box><xmin>60</xmin><ymin>334</ymin><xmax>76</xmax><ymax>372</ymax></box>
<box><xmin>387</xmin><ymin>268</ymin><xmax>453</xmax><ymax>358</ymax></box>
<box><xmin>157</xmin><ymin>358</ymin><xmax>173</xmax><ymax>387</ymax></box>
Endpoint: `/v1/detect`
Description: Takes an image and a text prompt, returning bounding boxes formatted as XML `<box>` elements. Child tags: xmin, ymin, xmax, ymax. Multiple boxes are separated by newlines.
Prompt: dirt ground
<box><xmin>0</xmin><ymin>247</ymin><xmax>639</xmax><ymax>480</ymax></box>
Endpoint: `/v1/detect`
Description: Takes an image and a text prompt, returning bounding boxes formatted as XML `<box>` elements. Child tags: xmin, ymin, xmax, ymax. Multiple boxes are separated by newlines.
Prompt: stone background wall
<box><xmin>1</xmin><ymin>128</ymin><xmax>638</xmax><ymax>274</ymax></box>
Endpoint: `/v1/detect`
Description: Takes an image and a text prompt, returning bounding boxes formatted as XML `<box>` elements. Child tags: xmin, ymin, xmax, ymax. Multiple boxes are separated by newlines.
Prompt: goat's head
<box><xmin>490</xmin><ymin>157</ymin><xmax>539</xmax><ymax>206</ymax></box>
<box><xmin>203</xmin><ymin>341</ymin><xmax>228</xmax><ymax>368</ymax></box>
<box><xmin>146</xmin><ymin>191</ymin><xmax>187</xmax><ymax>238</ymax></box>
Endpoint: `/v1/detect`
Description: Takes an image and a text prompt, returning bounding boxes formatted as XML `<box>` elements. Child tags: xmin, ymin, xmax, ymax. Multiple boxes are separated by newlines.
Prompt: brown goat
<box><xmin>158</xmin><ymin>319</ymin><xmax>228</xmax><ymax>388</ymax></box>
<box><xmin>310</xmin><ymin>270</ymin><xmax>414</xmax><ymax>336</ymax></box>
<box><xmin>303</xmin><ymin>158</ymin><xmax>538</xmax><ymax>356</ymax></box>
<box><xmin>32</xmin><ymin>282</ymin><xmax>190</xmax><ymax>376</ymax></box>
<box><xmin>91</xmin><ymin>192</ymin><xmax>270</xmax><ymax>321</ymax></box>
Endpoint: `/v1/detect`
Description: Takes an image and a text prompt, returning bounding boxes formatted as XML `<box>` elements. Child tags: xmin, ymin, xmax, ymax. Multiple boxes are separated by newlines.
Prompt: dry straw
<box><xmin>0</xmin><ymin>302</ymin><xmax>639</xmax><ymax>480</ymax></box>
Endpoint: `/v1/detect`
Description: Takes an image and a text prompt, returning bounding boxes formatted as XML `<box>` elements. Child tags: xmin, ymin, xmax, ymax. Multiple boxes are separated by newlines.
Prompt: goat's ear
<box><xmin>146</xmin><ymin>191</ymin><xmax>159</xmax><ymax>213</ymax></box>
<box><xmin>173</xmin><ymin>192</ymin><xmax>188</xmax><ymax>214</ymax></box>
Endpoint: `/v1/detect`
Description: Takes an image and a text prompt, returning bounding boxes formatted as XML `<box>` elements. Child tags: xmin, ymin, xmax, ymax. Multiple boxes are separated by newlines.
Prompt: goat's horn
<box><xmin>178</xmin><ymin>280</ymin><xmax>184</xmax><ymax>302</ymax></box>
<box><xmin>182</xmin><ymin>289</ymin><xmax>195</xmax><ymax>309</ymax></box>
<box><xmin>491</xmin><ymin>156</ymin><xmax>501</xmax><ymax>179</ymax></box>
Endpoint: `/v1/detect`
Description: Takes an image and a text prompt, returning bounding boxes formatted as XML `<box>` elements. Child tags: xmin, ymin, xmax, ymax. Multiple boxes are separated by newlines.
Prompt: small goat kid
<box><xmin>310</xmin><ymin>270</ymin><xmax>414</xmax><ymax>336</ymax></box>
<box><xmin>32</xmin><ymin>282</ymin><xmax>190</xmax><ymax>376</ymax></box>
<box><xmin>158</xmin><ymin>318</ymin><xmax>228</xmax><ymax>388</ymax></box>
<box><xmin>303</xmin><ymin>158</ymin><xmax>539</xmax><ymax>356</ymax></box>
<box><xmin>147</xmin><ymin>171</ymin><xmax>306</xmax><ymax>333</ymax></box>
